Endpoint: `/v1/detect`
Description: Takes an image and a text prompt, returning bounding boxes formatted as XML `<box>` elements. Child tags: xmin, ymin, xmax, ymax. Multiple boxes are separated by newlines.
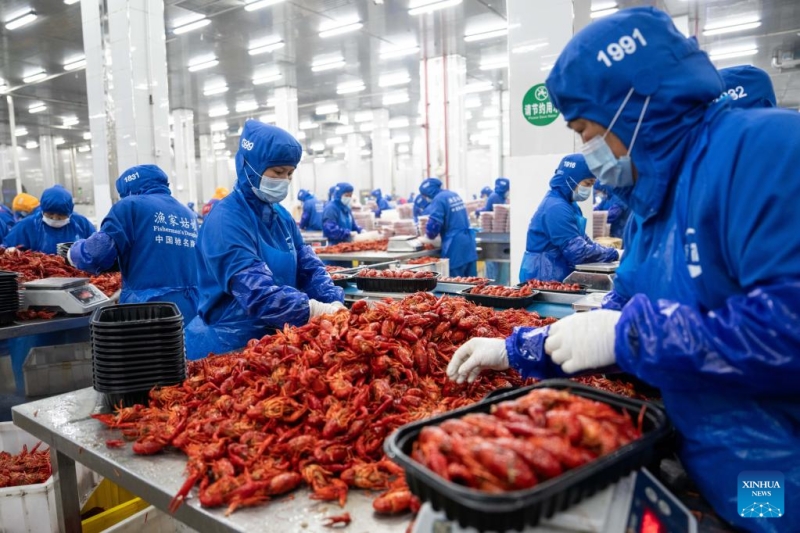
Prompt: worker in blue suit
<box><xmin>297</xmin><ymin>189</ymin><xmax>323</xmax><ymax>231</ymax></box>
<box><xmin>419</xmin><ymin>177</ymin><xmax>477</xmax><ymax>277</ymax></box>
<box><xmin>68</xmin><ymin>165</ymin><xmax>199</xmax><ymax>322</ymax></box>
<box><xmin>12</xmin><ymin>193</ymin><xmax>39</xmax><ymax>221</ymax></box>
<box><xmin>0</xmin><ymin>204</ymin><xmax>15</xmax><ymax>240</ymax></box>
<box><xmin>593</xmin><ymin>182</ymin><xmax>630</xmax><ymax>239</ymax></box>
<box><xmin>719</xmin><ymin>65</ymin><xmax>776</xmax><ymax>109</ymax></box>
<box><xmin>412</xmin><ymin>194</ymin><xmax>429</xmax><ymax>223</ymax></box>
<box><xmin>447</xmin><ymin>8</ymin><xmax>800</xmax><ymax>532</ymax></box>
<box><xmin>322</xmin><ymin>182</ymin><xmax>361</xmax><ymax>245</ymax></box>
<box><xmin>476</xmin><ymin>177</ymin><xmax>509</xmax><ymax>216</ymax></box>
<box><xmin>371</xmin><ymin>188</ymin><xmax>390</xmax><ymax>218</ymax></box>
<box><xmin>3</xmin><ymin>185</ymin><xmax>95</xmax><ymax>254</ymax></box>
<box><xmin>186</xmin><ymin>121</ymin><xmax>344</xmax><ymax>360</ymax></box>
<box><xmin>519</xmin><ymin>155</ymin><xmax>618</xmax><ymax>283</ymax></box>
<box><xmin>479</xmin><ymin>186</ymin><xmax>491</xmax><ymax>200</ymax></box>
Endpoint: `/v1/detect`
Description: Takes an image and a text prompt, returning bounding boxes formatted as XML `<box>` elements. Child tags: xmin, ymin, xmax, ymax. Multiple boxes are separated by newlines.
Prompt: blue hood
<box><xmin>480</xmin><ymin>186</ymin><xmax>492</xmax><ymax>197</ymax></box>
<box><xmin>298</xmin><ymin>189</ymin><xmax>311</xmax><ymax>202</ymax></box>
<box><xmin>419</xmin><ymin>177</ymin><xmax>442</xmax><ymax>199</ymax></box>
<box><xmin>549</xmin><ymin>154</ymin><xmax>593</xmax><ymax>201</ymax></box>
<box><xmin>328</xmin><ymin>186</ymin><xmax>336</xmax><ymax>201</ymax></box>
<box><xmin>332</xmin><ymin>182</ymin><xmax>354</xmax><ymax>202</ymax></box>
<box><xmin>546</xmin><ymin>7</ymin><xmax>724</xmax><ymax>218</ymax></box>
<box><xmin>371</xmin><ymin>188</ymin><xmax>382</xmax><ymax>199</ymax></box>
<box><xmin>719</xmin><ymin>65</ymin><xmax>776</xmax><ymax>109</ymax></box>
<box><xmin>494</xmin><ymin>178</ymin><xmax>510</xmax><ymax>195</ymax></box>
<box><xmin>40</xmin><ymin>185</ymin><xmax>73</xmax><ymax>216</ymax></box>
<box><xmin>115</xmin><ymin>165</ymin><xmax>171</xmax><ymax>198</ymax></box>
<box><xmin>234</xmin><ymin>120</ymin><xmax>302</xmax><ymax>201</ymax></box>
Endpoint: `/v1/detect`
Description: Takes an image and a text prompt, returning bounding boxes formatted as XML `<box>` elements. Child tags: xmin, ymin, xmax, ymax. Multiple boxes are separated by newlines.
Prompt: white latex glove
<box><xmin>308</xmin><ymin>299</ymin><xmax>345</xmax><ymax>319</ymax></box>
<box><xmin>545</xmin><ymin>310</ymin><xmax>620</xmax><ymax>374</ymax></box>
<box><xmin>447</xmin><ymin>338</ymin><xmax>508</xmax><ymax>384</ymax></box>
<box><xmin>353</xmin><ymin>231</ymin><xmax>382</xmax><ymax>243</ymax></box>
<box><xmin>418</xmin><ymin>235</ymin><xmax>442</xmax><ymax>247</ymax></box>
<box><xmin>330</xmin><ymin>301</ymin><xmax>346</xmax><ymax>310</ymax></box>
<box><xmin>4</xmin><ymin>247</ymin><xmax>18</xmax><ymax>254</ymax></box>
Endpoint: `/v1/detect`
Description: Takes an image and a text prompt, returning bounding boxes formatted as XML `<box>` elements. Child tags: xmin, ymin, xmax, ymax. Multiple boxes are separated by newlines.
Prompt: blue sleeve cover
<box><xmin>615</xmin><ymin>282</ymin><xmax>800</xmax><ymax>394</ymax></box>
<box><xmin>295</xmin><ymin>240</ymin><xmax>344</xmax><ymax>303</ymax></box>
<box><xmin>600</xmin><ymin>290</ymin><xmax>629</xmax><ymax>311</ymax></box>
<box><xmin>323</xmin><ymin>218</ymin><xmax>350</xmax><ymax>242</ymax></box>
<box><xmin>606</xmin><ymin>203</ymin><xmax>624</xmax><ymax>224</ymax></box>
<box><xmin>425</xmin><ymin>197</ymin><xmax>445</xmax><ymax>239</ymax></box>
<box><xmin>69</xmin><ymin>232</ymin><xmax>118</xmax><ymax>273</ymax></box>
<box><xmin>505</xmin><ymin>326</ymin><xmax>568</xmax><ymax>379</ymax></box>
<box><xmin>2</xmin><ymin>219</ymin><xmax>33</xmax><ymax>249</ymax></box>
<box><xmin>230</xmin><ymin>263</ymin><xmax>312</xmax><ymax>328</ymax></box>
<box><xmin>299</xmin><ymin>203</ymin><xmax>311</xmax><ymax>230</ymax></box>
<box><xmin>562</xmin><ymin>236</ymin><xmax>618</xmax><ymax>266</ymax></box>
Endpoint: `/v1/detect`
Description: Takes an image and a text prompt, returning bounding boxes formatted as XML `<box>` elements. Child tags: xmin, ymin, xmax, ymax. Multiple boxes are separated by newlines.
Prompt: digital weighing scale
<box><xmin>23</xmin><ymin>277</ymin><xmax>111</xmax><ymax>315</ymax></box>
<box><xmin>388</xmin><ymin>235</ymin><xmax>424</xmax><ymax>253</ymax></box>
<box><xmin>564</xmin><ymin>262</ymin><xmax>620</xmax><ymax>293</ymax></box>
<box><xmin>412</xmin><ymin>468</ymin><xmax>696</xmax><ymax>533</ymax></box>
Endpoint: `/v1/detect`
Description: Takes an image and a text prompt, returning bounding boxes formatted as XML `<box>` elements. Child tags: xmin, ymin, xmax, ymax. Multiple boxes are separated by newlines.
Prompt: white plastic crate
<box><xmin>0</xmin><ymin>422</ymin><xmax>100</xmax><ymax>533</ymax></box>
<box><xmin>23</xmin><ymin>342</ymin><xmax>93</xmax><ymax>398</ymax></box>
<box><xmin>104</xmin><ymin>505</ymin><xmax>199</xmax><ymax>533</ymax></box>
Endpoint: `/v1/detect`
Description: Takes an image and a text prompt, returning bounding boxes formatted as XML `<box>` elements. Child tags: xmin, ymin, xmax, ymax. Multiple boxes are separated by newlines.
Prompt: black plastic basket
<box><xmin>91</xmin><ymin>303</ymin><xmax>182</xmax><ymax>326</ymax></box>
<box><xmin>356</xmin><ymin>272</ymin><xmax>439</xmax><ymax>293</ymax></box>
<box><xmin>384</xmin><ymin>380</ymin><xmax>670</xmax><ymax>532</ymax></box>
<box><xmin>459</xmin><ymin>287</ymin><xmax>538</xmax><ymax>309</ymax></box>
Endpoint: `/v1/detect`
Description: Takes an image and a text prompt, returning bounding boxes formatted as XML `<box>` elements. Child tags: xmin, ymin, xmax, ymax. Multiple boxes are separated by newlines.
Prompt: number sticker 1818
<box><xmin>597</xmin><ymin>28</ymin><xmax>647</xmax><ymax>67</ymax></box>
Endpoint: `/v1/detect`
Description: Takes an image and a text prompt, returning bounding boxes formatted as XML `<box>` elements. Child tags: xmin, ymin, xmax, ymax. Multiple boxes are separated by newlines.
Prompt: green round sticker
<box><xmin>522</xmin><ymin>83</ymin><xmax>559</xmax><ymax>126</ymax></box>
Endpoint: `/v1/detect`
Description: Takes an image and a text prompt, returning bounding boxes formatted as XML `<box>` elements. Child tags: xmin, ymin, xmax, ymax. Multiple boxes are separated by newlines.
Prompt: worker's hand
<box><xmin>545</xmin><ymin>310</ymin><xmax>620</xmax><ymax>374</ymax></box>
<box><xmin>330</xmin><ymin>301</ymin><xmax>346</xmax><ymax>310</ymax></box>
<box><xmin>418</xmin><ymin>235</ymin><xmax>441</xmax><ymax>247</ymax></box>
<box><xmin>4</xmin><ymin>247</ymin><xmax>18</xmax><ymax>254</ymax></box>
<box><xmin>353</xmin><ymin>231</ymin><xmax>382</xmax><ymax>243</ymax></box>
<box><xmin>447</xmin><ymin>338</ymin><xmax>508</xmax><ymax>384</ymax></box>
<box><xmin>308</xmin><ymin>299</ymin><xmax>346</xmax><ymax>319</ymax></box>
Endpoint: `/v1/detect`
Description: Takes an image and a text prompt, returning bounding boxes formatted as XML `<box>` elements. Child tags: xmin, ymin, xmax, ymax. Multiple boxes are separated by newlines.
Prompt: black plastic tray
<box><xmin>102</xmin><ymin>390</ymin><xmax>151</xmax><ymax>408</ymax></box>
<box><xmin>459</xmin><ymin>287</ymin><xmax>538</xmax><ymax>309</ymax></box>
<box><xmin>331</xmin><ymin>274</ymin><xmax>355</xmax><ymax>288</ymax></box>
<box><xmin>93</xmin><ymin>367</ymin><xmax>186</xmax><ymax>383</ymax></box>
<box><xmin>93</xmin><ymin>359</ymin><xmax>186</xmax><ymax>373</ymax></box>
<box><xmin>384</xmin><ymin>380</ymin><xmax>670</xmax><ymax>532</ymax></box>
<box><xmin>92</xmin><ymin>340</ymin><xmax>184</xmax><ymax>354</ymax></box>
<box><xmin>91</xmin><ymin>303</ymin><xmax>182</xmax><ymax>325</ymax></box>
<box><xmin>517</xmin><ymin>281</ymin><xmax>587</xmax><ymax>295</ymax></box>
<box><xmin>356</xmin><ymin>272</ymin><xmax>439</xmax><ymax>293</ymax></box>
<box><xmin>91</xmin><ymin>335</ymin><xmax>184</xmax><ymax>348</ymax></box>
<box><xmin>91</xmin><ymin>321</ymin><xmax>183</xmax><ymax>333</ymax></box>
<box><xmin>93</xmin><ymin>375</ymin><xmax>184</xmax><ymax>392</ymax></box>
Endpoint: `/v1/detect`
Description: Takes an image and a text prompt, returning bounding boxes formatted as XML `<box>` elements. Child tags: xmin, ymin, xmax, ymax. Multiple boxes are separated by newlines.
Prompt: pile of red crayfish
<box><xmin>315</xmin><ymin>240</ymin><xmax>389</xmax><ymax>254</ymax></box>
<box><xmin>92</xmin><ymin>293</ymin><xmax>557</xmax><ymax>517</ymax></box>
<box><xmin>324</xmin><ymin>266</ymin><xmax>347</xmax><ymax>273</ymax></box>
<box><xmin>0</xmin><ymin>442</ymin><xmax>52</xmax><ymax>488</ymax></box>
<box><xmin>467</xmin><ymin>285</ymin><xmax>534</xmax><ymax>298</ymax></box>
<box><xmin>571</xmin><ymin>376</ymin><xmax>652</xmax><ymax>400</ymax></box>
<box><xmin>412</xmin><ymin>389</ymin><xmax>642</xmax><ymax>492</ymax></box>
<box><xmin>358</xmin><ymin>269</ymin><xmax>436</xmax><ymax>279</ymax></box>
<box><xmin>439</xmin><ymin>276</ymin><xmax>491</xmax><ymax>285</ymax></box>
<box><xmin>0</xmin><ymin>250</ymin><xmax>86</xmax><ymax>282</ymax></box>
<box><xmin>405</xmin><ymin>257</ymin><xmax>440</xmax><ymax>265</ymax></box>
<box><xmin>522</xmin><ymin>280</ymin><xmax>582</xmax><ymax>292</ymax></box>
<box><xmin>89</xmin><ymin>273</ymin><xmax>123</xmax><ymax>297</ymax></box>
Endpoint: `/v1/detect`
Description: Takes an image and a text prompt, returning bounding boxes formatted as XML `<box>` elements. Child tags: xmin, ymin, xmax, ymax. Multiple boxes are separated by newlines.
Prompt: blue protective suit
<box><xmin>476</xmin><ymin>178</ymin><xmax>509</xmax><ymax>216</ymax></box>
<box><xmin>322</xmin><ymin>183</ymin><xmax>361</xmax><ymax>245</ymax></box>
<box><xmin>479</xmin><ymin>186</ymin><xmax>492</xmax><ymax>199</ymax></box>
<box><xmin>419</xmin><ymin>178</ymin><xmax>477</xmax><ymax>277</ymax></box>
<box><xmin>519</xmin><ymin>155</ymin><xmax>618</xmax><ymax>283</ymax></box>
<box><xmin>371</xmin><ymin>188</ymin><xmax>390</xmax><ymax>218</ymax></box>
<box><xmin>719</xmin><ymin>65</ymin><xmax>776</xmax><ymax>110</ymax></box>
<box><xmin>529</xmin><ymin>7</ymin><xmax>800</xmax><ymax>530</ymax></box>
<box><xmin>0</xmin><ymin>205</ymin><xmax>15</xmax><ymax>240</ymax></box>
<box><xmin>3</xmin><ymin>186</ymin><xmax>95</xmax><ymax>254</ymax></box>
<box><xmin>594</xmin><ymin>183</ymin><xmax>631</xmax><ymax>239</ymax></box>
<box><xmin>298</xmin><ymin>190</ymin><xmax>323</xmax><ymax>231</ymax></box>
<box><xmin>412</xmin><ymin>195</ymin><xmax>429</xmax><ymax>223</ymax></box>
<box><xmin>186</xmin><ymin>121</ymin><xmax>343</xmax><ymax>360</ymax></box>
<box><xmin>69</xmin><ymin>165</ymin><xmax>199</xmax><ymax>321</ymax></box>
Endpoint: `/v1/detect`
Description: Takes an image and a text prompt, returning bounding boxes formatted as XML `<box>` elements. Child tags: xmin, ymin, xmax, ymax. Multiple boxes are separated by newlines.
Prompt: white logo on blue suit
<box><xmin>241</xmin><ymin>138</ymin><xmax>254</xmax><ymax>151</ymax></box>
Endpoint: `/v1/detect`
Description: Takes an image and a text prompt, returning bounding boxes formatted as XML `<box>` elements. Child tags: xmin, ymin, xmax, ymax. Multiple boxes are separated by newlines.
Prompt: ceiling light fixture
<box><xmin>319</xmin><ymin>19</ymin><xmax>363</xmax><ymax>38</ymax></box>
<box><xmin>203</xmin><ymin>84</ymin><xmax>228</xmax><ymax>96</ymax></box>
<box><xmin>208</xmin><ymin>106</ymin><xmax>229</xmax><ymax>117</ymax></box>
<box><xmin>244</xmin><ymin>0</ymin><xmax>285</xmax><ymax>12</ymax></box>
<box><xmin>173</xmin><ymin>17</ymin><xmax>210</xmax><ymax>35</ymax></box>
<box><xmin>315</xmin><ymin>103</ymin><xmax>339</xmax><ymax>115</ymax></box>
<box><xmin>590</xmin><ymin>4</ymin><xmax>618</xmax><ymax>19</ymax></box>
<box><xmin>380</xmin><ymin>45</ymin><xmax>420</xmax><ymax>60</ymax></box>
<box><xmin>379</xmin><ymin>72</ymin><xmax>411</xmax><ymax>87</ymax></box>
<box><xmin>63</xmin><ymin>57</ymin><xmax>86</xmax><ymax>71</ymax></box>
<box><xmin>5</xmin><ymin>9</ymin><xmax>37</xmax><ymax>30</ymax></box>
<box><xmin>187</xmin><ymin>58</ymin><xmax>218</xmax><ymax>72</ymax></box>
<box><xmin>248</xmin><ymin>37</ymin><xmax>285</xmax><ymax>56</ymax></box>
<box><xmin>62</xmin><ymin>116</ymin><xmax>79</xmax><ymax>127</ymax></box>
<box><xmin>464</xmin><ymin>27</ymin><xmax>507</xmax><ymax>42</ymax></box>
<box><xmin>25</xmin><ymin>140</ymin><xmax>38</xmax><ymax>149</ymax></box>
<box><xmin>703</xmin><ymin>15</ymin><xmax>761</xmax><ymax>36</ymax></box>
<box><xmin>335</xmin><ymin>125</ymin><xmax>355</xmax><ymax>135</ymax></box>
<box><xmin>299</xmin><ymin>121</ymin><xmax>318</xmax><ymax>130</ymax></box>
<box><xmin>213</xmin><ymin>142</ymin><xmax>226</xmax><ymax>150</ymax></box>
<box><xmin>463</xmin><ymin>81</ymin><xmax>493</xmax><ymax>94</ymax></box>
<box><xmin>14</xmin><ymin>127</ymin><xmax>28</xmax><ymax>137</ymax></box>
<box><xmin>23</xmin><ymin>70</ymin><xmax>47</xmax><ymax>83</ymax></box>
<box><xmin>511</xmin><ymin>41</ymin><xmax>549</xmax><ymax>54</ymax></box>
<box><xmin>0</xmin><ymin>83</ymin><xmax>8</xmax><ymax>94</ymax></box>
<box><xmin>336</xmin><ymin>80</ymin><xmax>366</xmax><ymax>94</ymax></box>
<box><xmin>210</xmin><ymin>122</ymin><xmax>228</xmax><ymax>132</ymax></box>
<box><xmin>235</xmin><ymin>101</ymin><xmax>259</xmax><ymax>113</ymax></box>
<box><xmin>252</xmin><ymin>72</ymin><xmax>282</xmax><ymax>85</ymax></box>
<box><xmin>708</xmin><ymin>46</ymin><xmax>759</xmax><ymax>61</ymax></box>
<box><xmin>77</xmin><ymin>145</ymin><xmax>91</xmax><ymax>153</ymax></box>
<box><xmin>408</xmin><ymin>0</ymin><xmax>462</xmax><ymax>16</ymax></box>
<box><xmin>354</xmin><ymin>111</ymin><xmax>374</xmax><ymax>122</ymax></box>
<box><xmin>64</xmin><ymin>0</ymin><xmax>80</xmax><ymax>4</ymax></box>
<box><xmin>311</xmin><ymin>57</ymin><xmax>346</xmax><ymax>72</ymax></box>
<box><xmin>83</xmin><ymin>132</ymin><xmax>92</xmax><ymax>140</ymax></box>
<box><xmin>54</xmin><ymin>137</ymin><xmax>66</xmax><ymax>146</ymax></box>
<box><xmin>382</xmin><ymin>92</ymin><xmax>409</xmax><ymax>105</ymax></box>
<box><xmin>28</xmin><ymin>103</ymin><xmax>46</xmax><ymax>114</ymax></box>
<box><xmin>479</xmin><ymin>57</ymin><xmax>508</xmax><ymax>71</ymax></box>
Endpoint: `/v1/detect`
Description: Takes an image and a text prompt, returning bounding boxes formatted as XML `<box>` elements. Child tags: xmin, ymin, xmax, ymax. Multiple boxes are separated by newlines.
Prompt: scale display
<box><xmin>23</xmin><ymin>277</ymin><xmax>111</xmax><ymax>315</ymax></box>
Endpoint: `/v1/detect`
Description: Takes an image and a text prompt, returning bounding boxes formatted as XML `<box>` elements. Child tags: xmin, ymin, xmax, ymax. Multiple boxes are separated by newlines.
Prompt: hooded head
<box><xmin>546</xmin><ymin>7</ymin><xmax>723</xmax><ymax>217</ymax></box>
<box><xmin>419</xmin><ymin>177</ymin><xmax>442</xmax><ymax>199</ymax></box>
<box><xmin>480</xmin><ymin>186</ymin><xmax>492</xmax><ymax>198</ymax></box>
<box><xmin>332</xmin><ymin>182</ymin><xmax>354</xmax><ymax>204</ymax></box>
<box><xmin>40</xmin><ymin>185</ymin><xmax>74</xmax><ymax>217</ymax></box>
<box><xmin>235</xmin><ymin>120</ymin><xmax>302</xmax><ymax>200</ymax></box>
<box><xmin>213</xmin><ymin>187</ymin><xmax>229</xmax><ymax>200</ymax></box>
<box><xmin>549</xmin><ymin>154</ymin><xmax>594</xmax><ymax>201</ymax></box>
<box><xmin>371</xmin><ymin>188</ymin><xmax>382</xmax><ymax>199</ymax></box>
<box><xmin>115</xmin><ymin>165</ymin><xmax>171</xmax><ymax>198</ymax></box>
<box><xmin>298</xmin><ymin>189</ymin><xmax>311</xmax><ymax>202</ymax></box>
<box><xmin>328</xmin><ymin>186</ymin><xmax>336</xmax><ymax>202</ymax></box>
<box><xmin>719</xmin><ymin>65</ymin><xmax>777</xmax><ymax>109</ymax></box>
<box><xmin>12</xmin><ymin>193</ymin><xmax>39</xmax><ymax>216</ymax></box>
<box><xmin>494</xmin><ymin>178</ymin><xmax>510</xmax><ymax>195</ymax></box>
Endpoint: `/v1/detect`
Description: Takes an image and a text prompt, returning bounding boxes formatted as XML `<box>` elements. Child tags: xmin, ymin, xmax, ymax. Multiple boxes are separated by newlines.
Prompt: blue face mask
<box><xmin>245</xmin><ymin>161</ymin><xmax>290</xmax><ymax>203</ymax></box>
<box><xmin>573</xmin><ymin>185</ymin><xmax>592</xmax><ymax>202</ymax></box>
<box><xmin>581</xmin><ymin>88</ymin><xmax>650</xmax><ymax>190</ymax></box>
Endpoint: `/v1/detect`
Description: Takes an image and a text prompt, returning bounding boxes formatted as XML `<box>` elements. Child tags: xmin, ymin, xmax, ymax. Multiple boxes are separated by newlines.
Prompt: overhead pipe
<box><xmin>441</xmin><ymin>11</ymin><xmax>450</xmax><ymax>189</ymax></box>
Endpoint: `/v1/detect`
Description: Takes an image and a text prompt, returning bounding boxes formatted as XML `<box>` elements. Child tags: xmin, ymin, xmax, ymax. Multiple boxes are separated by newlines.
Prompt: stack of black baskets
<box><xmin>91</xmin><ymin>303</ymin><xmax>186</xmax><ymax>406</ymax></box>
<box><xmin>0</xmin><ymin>270</ymin><xmax>20</xmax><ymax>326</ymax></box>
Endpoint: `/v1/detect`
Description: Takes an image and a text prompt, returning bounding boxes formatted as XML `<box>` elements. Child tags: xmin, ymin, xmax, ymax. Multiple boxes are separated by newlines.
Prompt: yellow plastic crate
<box><xmin>81</xmin><ymin>479</ymin><xmax>150</xmax><ymax>533</ymax></box>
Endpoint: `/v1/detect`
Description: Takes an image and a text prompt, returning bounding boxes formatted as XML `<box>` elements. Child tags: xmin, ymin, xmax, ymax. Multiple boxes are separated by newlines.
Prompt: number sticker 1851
<box><xmin>597</xmin><ymin>28</ymin><xmax>647</xmax><ymax>67</ymax></box>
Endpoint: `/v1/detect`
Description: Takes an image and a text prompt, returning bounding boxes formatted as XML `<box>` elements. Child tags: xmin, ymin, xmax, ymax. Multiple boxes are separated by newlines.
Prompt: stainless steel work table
<box><xmin>315</xmin><ymin>248</ymin><xmax>439</xmax><ymax>264</ymax></box>
<box><xmin>12</xmin><ymin>388</ymin><xmax>411</xmax><ymax>533</ymax></box>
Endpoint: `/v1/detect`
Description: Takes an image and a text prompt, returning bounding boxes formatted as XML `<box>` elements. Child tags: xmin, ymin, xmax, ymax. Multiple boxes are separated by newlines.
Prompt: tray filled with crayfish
<box><xmin>385</xmin><ymin>380</ymin><xmax>669</xmax><ymax>532</ymax></box>
<box><xmin>356</xmin><ymin>268</ymin><xmax>439</xmax><ymax>293</ymax></box>
<box><xmin>518</xmin><ymin>279</ymin><xmax>587</xmax><ymax>294</ymax></box>
<box><xmin>330</xmin><ymin>272</ymin><xmax>356</xmax><ymax>288</ymax></box>
<box><xmin>459</xmin><ymin>284</ymin><xmax>537</xmax><ymax>309</ymax></box>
